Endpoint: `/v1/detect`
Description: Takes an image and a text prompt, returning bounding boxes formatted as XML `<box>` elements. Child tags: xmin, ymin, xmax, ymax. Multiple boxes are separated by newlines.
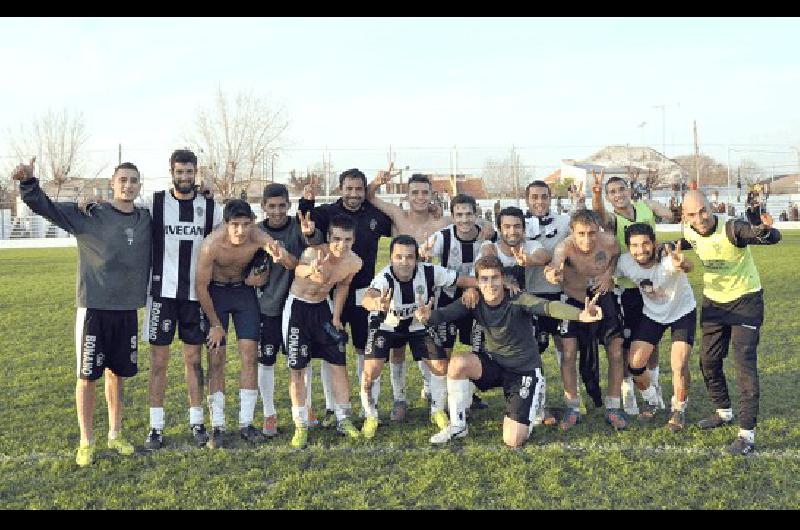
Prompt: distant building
<box><xmin>41</xmin><ymin>177</ymin><xmax>114</xmax><ymax>202</ymax></box>
<box><xmin>386</xmin><ymin>173</ymin><xmax>488</xmax><ymax>200</ymax></box>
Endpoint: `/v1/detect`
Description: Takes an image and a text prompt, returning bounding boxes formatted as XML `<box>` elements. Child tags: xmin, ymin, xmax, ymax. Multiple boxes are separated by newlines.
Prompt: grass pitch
<box><xmin>1</xmin><ymin>232</ymin><xmax>800</xmax><ymax>509</ymax></box>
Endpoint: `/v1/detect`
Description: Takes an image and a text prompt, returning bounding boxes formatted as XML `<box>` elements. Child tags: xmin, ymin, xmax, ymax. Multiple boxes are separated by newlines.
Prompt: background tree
<box><xmin>8</xmin><ymin>108</ymin><xmax>89</xmax><ymax>199</ymax></box>
<box><xmin>287</xmin><ymin>170</ymin><xmax>324</xmax><ymax>196</ymax></box>
<box><xmin>481</xmin><ymin>155</ymin><xmax>533</xmax><ymax>198</ymax></box>
<box><xmin>189</xmin><ymin>89</ymin><xmax>288</xmax><ymax>199</ymax></box>
<box><xmin>673</xmin><ymin>152</ymin><xmax>729</xmax><ymax>186</ymax></box>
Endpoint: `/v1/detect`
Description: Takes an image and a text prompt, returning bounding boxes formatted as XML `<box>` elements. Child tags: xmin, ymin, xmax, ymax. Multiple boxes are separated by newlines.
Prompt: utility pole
<box><xmin>693</xmin><ymin>120</ymin><xmax>700</xmax><ymax>188</ymax></box>
<box><xmin>652</xmin><ymin>103</ymin><xmax>679</xmax><ymax>157</ymax></box>
<box><xmin>118</xmin><ymin>143</ymin><xmax>122</xmax><ymax>165</ymax></box>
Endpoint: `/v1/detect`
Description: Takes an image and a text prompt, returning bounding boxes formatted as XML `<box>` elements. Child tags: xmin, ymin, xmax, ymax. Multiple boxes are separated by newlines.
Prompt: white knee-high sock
<box><xmin>239</xmin><ymin>389</ymin><xmax>258</xmax><ymax>427</ymax></box>
<box><xmin>189</xmin><ymin>406</ymin><xmax>204</xmax><ymax>426</ymax></box>
<box><xmin>448</xmin><ymin>378</ymin><xmax>471</xmax><ymax>429</ymax></box>
<box><xmin>418</xmin><ymin>360</ymin><xmax>431</xmax><ymax>392</ymax></box>
<box><xmin>430</xmin><ymin>374</ymin><xmax>447</xmax><ymax>413</ymax></box>
<box><xmin>258</xmin><ymin>364</ymin><xmax>276</xmax><ymax>417</ymax></box>
<box><xmin>304</xmin><ymin>364</ymin><xmax>313</xmax><ymax>410</ymax></box>
<box><xmin>356</xmin><ymin>354</ymin><xmax>365</xmax><ymax>390</ymax></box>
<box><xmin>208</xmin><ymin>391</ymin><xmax>225</xmax><ymax>428</ymax></box>
<box><xmin>150</xmin><ymin>407</ymin><xmax>165</xmax><ymax>431</ymax></box>
<box><xmin>321</xmin><ymin>361</ymin><xmax>335</xmax><ymax>411</ymax></box>
<box><xmin>390</xmin><ymin>362</ymin><xmax>407</xmax><ymax>402</ymax></box>
<box><xmin>372</xmin><ymin>375</ymin><xmax>381</xmax><ymax>405</ymax></box>
<box><xmin>360</xmin><ymin>379</ymin><xmax>379</xmax><ymax>418</ymax></box>
<box><xmin>291</xmin><ymin>405</ymin><xmax>309</xmax><ymax>428</ymax></box>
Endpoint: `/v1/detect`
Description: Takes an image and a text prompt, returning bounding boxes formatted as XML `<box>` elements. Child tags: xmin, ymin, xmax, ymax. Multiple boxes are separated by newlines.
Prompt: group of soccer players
<box><xmin>11</xmin><ymin>149</ymin><xmax>781</xmax><ymax>466</ymax></box>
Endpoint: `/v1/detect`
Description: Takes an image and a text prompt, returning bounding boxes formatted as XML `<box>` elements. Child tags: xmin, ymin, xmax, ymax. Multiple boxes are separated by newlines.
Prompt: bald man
<box><xmin>680</xmin><ymin>190</ymin><xmax>781</xmax><ymax>455</ymax></box>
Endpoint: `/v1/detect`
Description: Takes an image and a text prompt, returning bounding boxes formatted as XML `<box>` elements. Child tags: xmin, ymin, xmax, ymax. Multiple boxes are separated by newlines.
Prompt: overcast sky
<box><xmin>2</xmin><ymin>17</ymin><xmax>798</xmax><ymax>192</ymax></box>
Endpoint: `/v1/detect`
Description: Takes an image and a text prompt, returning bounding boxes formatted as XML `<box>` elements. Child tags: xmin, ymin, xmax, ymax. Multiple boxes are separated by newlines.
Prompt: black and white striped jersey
<box><xmin>368</xmin><ymin>263</ymin><xmax>457</xmax><ymax>333</ymax></box>
<box><xmin>425</xmin><ymin>224</ymin><xmax>489</xmax><ymax>299</ymax></box>
<box><xmin>145</xmin><ymin>190</ymin><xmax>223</xmax><ymax>301</ymax></box>
<box><xmin>525</xmin><ymin>213</ymin><xmax>570</xmax><ymax>293</ymax></box>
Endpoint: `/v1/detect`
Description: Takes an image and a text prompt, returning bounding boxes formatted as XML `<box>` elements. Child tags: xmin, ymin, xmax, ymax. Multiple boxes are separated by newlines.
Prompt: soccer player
<box><xmin>14</xmin><ymin>158</ymin><xmax>152</xmax><ymax>467</ymax></box>
<box><xmin>298</xmin><ymin>169</ymin><xmax>392</xmax><ymax>426</ymax></box>
<box><xmin>614</xmin><ymin>223</ymin><xmax>696</xmax><ymax>431</ymax></box>
<box><xmin>592</xmin><ymin>170</ymin><xmax>674</xmax><ymax>414</ymax></box>
<box><xmin>140</xmin><ymin>149</ymin><xmax>223</xmax><ymax>451</ymax></box>
<box><xmin>680</xmin><ymin>190</ymin><xmax>781</xmax><ymax>455</ymax></box>
<box><xmin>544</xmin><ymin>209</ymin><xmax>629</xmax><ymax>430</ymax></box>
<box><xmin>250</xmin><ymin>183</ymin><xmax>322</xmax><ymax>437</ymax></box>
<box><xmin>415</xmin><ymin>256</ymin><xmax>602</xmax><ymax>447</ymax></box>
<box><xmin>195</xmin><ymin>200</ymin><xmax>293</xmax><ymax>448</ymax></box>
<box><xmin>359</xmin><ymin>235</ymin><xmax>478</xmax><ymax>439</ymax></box>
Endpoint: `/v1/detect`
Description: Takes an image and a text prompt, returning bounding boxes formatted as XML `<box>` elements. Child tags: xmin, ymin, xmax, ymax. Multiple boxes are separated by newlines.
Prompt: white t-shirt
<box><xmin>477</xmin><ymin>239</ymin><xmax>544</xmax><ymax>292</ymax></box>
<box><xmin>615</xmin><ymin>253</ymin><xmax>696</xmax><ymax>324</ymax></box>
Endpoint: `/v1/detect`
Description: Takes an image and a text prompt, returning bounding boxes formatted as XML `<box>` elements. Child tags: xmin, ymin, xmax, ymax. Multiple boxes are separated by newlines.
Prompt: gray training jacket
<box><xmin>20</xmin><ymin>177</ymin><xmax>152</xmax><ymax>310</ymax></box>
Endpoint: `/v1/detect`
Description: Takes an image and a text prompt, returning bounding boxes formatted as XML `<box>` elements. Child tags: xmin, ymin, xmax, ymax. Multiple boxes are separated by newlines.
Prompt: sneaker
<box><xmin>390</xmin><ymin>400</ymin><xmax>408</xmax><ymax>422</ymax></box>
<box><xmin>697</xmin><ymin>413</ymin><xmax>734</xmax><ymax>430</ymax></box>
<box><xmin>321</xmin><ymin>409</ymin><xmax>336</xmax><ymax>428</ymax></box>
<box><xmin>262</xmin><ymin>415</ymin><xmax>278</xmax><ymax>438</ymax></box>
<box><xmin>207</xmin><ymin>427</ymin><xmax>225</xmax><ymax>449</ymax></box>
<box><xmin>431</xmin><ymin>409</ymin><xmax>449</xmax><ymax>430</ymax></box>
<box><xmin>470</xmin><ymin>394</ymin><xmax>488</xmax><ymax>410</ymax></box>
<box><xmin>337</xmin><ymin>417</ymin><xmax>361</xmax><ymax>439</ymax></box>
<box><xmin>725</xmin><ymin>436</ymin><xmax>755</xmax><ymax>456</ymax></box>
<box><xmin>667</xmin><ymin>409</ymin><xmax>686</xmax><ymax>432</ymax></box>
<box><xmin>108</xmin><ymin>436</ymin><xmax>135</xmax><ymax>456</ymax></box>
<box><xmin>559</xmin><ymin>408</ymin><xmax>581</xmax><ymax>431</ymax></box>
<box><xmin>144</xmin><ymin>428</ymin><xmax>163</xmax><ymax>451</ymax></box>
<box><xmin>638</xmin><ymin>401</ymin><xmax>659</xmax><ymax>423</ymax></box>
<box><xmin>542</xmin><ymin>408</ymin><xmax>558</xmax><ymax>427</ymax></box>
<box><xmin>191</xmin><ymin>424</ymin><xmax>209</xmax><ymax>446</ymax></box>
<box><xmin>361</xmin><ymin>416</ymin><xmax>379</xmax><ymax>439</ymax></box>
<box><xmin>430</xmin><ymin>424</ymin><xmax>468</xmax><ymax>445</ymax></box>
<box><xmin>290</xmin><ymin>426</ymin><xmax>308</xmax><ymax>449</ymax></box>
<box><xmin>240</xmin><ymin>424</ymin><xmax>267</xmax><ymax>444</ymax></box>
<box><xmin>621</xmin><ymin>379</ymin><xmax>639</xmax><ymax>416</ymax></box>
<box><xmin>308</xmin><ymin>409</ymin><xmax>320</xmax><ymax>429</ymax></box>
<box><xmin>75</xmin><ymin>443</ymin><xmax>95</xmax><ymax>467</ymax></box>
<box><xmin>604</xmin><ymin>408</ymin><xmax>629</xmax><ymax>430</ymax></box>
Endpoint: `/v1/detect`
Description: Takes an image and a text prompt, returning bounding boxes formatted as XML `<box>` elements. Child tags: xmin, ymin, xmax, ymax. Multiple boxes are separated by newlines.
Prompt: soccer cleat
<box><xmin>430</xmin><ymin>424</ymin><xmax>468</xmax><ymax>445</ymax></box>
<box><xmin>307</xmin><ymin>409</ymin><xmax>320</xmax><ymax>429</ymax></box>
<box><xmin>321</xmin><ymin>409</ymin><xmax>337</xmax><ymax>428</ymax></box>
<box><xmin>470</xmin><ymin>394</ymin><xmax>489</xmax><ymax>410</ymax></box>
<box><xmin>604</xmin><ymin>408</ymin><xmax>629</xmax><ymax>431</ymax></box>
<box><xmin>667</xmin><ymin>409</ymin><xmax>686</xmax><ymax>432</ymax></box>
<box><xmin>638</xmin><ymin>401</ymin><xmax>659</xmax><ymax>423</ymax></box>
<box><xmin>431</xmin><ymin>409</ymin><xmax>449</xmax><ymax>430</ymax></box>
<box><xmin>191</xmin><ymin>424</ymin><xmax>209</xmax><ymax>447</ymax></box>
<box><xmin>390</xmin><ymin>400</ymin><xmax>408</xmax><ymax>422</ymax></box>
<box><xmin>207</xmin><ymin>427</ymin><xmax>225</xmax><ymax>449</ymax></box>
<box><xmin>337</xmin><ymin>418</ymin><xmax>361</xmax><ymax>439</ymax></box>
<box><xmin>144</xmin><ymin>428</ymin><xmax>164</xmax><ymax>451</ymax></box>
<box><xmin>725</xmin><ymin>436</ymin><xmax>755</xmax><ymax>456</ymax></box>
<box><xmin>262</xmin><ymin>415</ymin><xmax>278</xmax><ymax>437</ymax></box>
<box><xmin>361</xmin><ymin>417</ymin><xmax>379</xmax><ymax>439</ymax></box>
<box><xmin>559</xmin><ymin>408</ymin><xmax>581</xmax><ymax>431</ymax></box>
<box><xmin>108</xmin><ymin>436</ymin><xmax>135</xmax><ymax>456</ymax></box>
<box><xmin>541</xmin><ymin>409</ymin><xmax>558</xmax><ymax>427</ymax></box>
<box><xmin>697</xmin><ymin>413</ymin><xmax>734</xmax><ymax>430</ymax></box>
<box><xmin>75</xmin><ymin>443</ymin><xmax>95</xmax><ymax>467</ymax></box>
<box><xmin>240</xmin><ymin>424</ymin><xmax>267</xmax><ymax>444</ymax></box>
<box><xmin>290</xmin><ymin>426</ymin><xmax>308</xmax><ymax>449</ymax></box>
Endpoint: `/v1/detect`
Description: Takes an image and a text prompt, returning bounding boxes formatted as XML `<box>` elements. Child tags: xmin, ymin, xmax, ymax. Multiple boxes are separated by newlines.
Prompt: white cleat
<box><xmin>430</xmin><ymin>424</ymin><xmax>468</xmax><ymax>445</ymax></box>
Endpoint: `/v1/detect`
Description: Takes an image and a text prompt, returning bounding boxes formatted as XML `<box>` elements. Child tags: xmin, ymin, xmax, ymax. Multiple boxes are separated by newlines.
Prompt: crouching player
<box><xmin>415</xmin><ymin>256</ymin><xmax>602</xmax><ymax>448</ymax></box>
<box><xmin>615</xmin><ymin>223</ymin><xmax>696</xmax><ymax>431</ymax></box>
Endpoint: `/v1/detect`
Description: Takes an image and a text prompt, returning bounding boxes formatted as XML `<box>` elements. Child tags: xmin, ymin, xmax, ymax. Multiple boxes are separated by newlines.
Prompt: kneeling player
<box><xmin>415</xmin><ymin>256</ymin><xmax>602</xmax><ymax>447</ymax></box>
<box><xmin>615</xmin><ymin>223</ymin><xmax>696</xmax><ymax>431</ymax></box>
<box><xmin>360</xmin><ymin>235</ymin><xmax>477</xmax><ymax>439</ymax></box>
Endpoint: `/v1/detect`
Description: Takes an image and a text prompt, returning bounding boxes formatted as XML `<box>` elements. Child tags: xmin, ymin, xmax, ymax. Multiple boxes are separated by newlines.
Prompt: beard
<box><xmin>173</xmin><ymin>179</ymin><xmax>195</xmax><ymax>194</ymax></box>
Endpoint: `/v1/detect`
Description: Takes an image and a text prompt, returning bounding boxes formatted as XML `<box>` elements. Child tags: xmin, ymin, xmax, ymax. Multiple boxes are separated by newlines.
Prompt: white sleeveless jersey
<box><xmin>369</xmin><ymin>263</ymin><xmax>457</xmax><ymax>333</ymax></box>
<box><xmin>525</xmin><ymin>213</ymin><xmax>570</xmax><ymax>294</ymax></box>
<box><xmin>426</xmin><ymin>224</ymin><xmax>489</xmax><ymax>299</ymax></box>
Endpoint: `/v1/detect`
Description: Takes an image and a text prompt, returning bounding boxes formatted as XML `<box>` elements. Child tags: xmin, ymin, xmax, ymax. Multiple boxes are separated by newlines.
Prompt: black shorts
<box><xmin>207</xmin><ymin>282</ymin><xmax>260</xmax><ymax>345</ymax></box>
<box><xmin>618</xmin><ymin>288</ymin><xmax>644</xmax><ymax>350</ymax></box>
<box><xmin>258</xmin><ymin>314</ymin><xmax>283</xmax><ymax>367</ymax></box>
<box><xmin>341</xmin><ymin>291</ymin><xmax>369</xmax><ymax>350</ymax></box>
<box><xmin>364</xmin><ymin>325</ymin><xmax>446</xmax><ymax>362</ymax></box>
<box><xmin>433</xmin><ymin>292</ymin><xmax>474</xmax><ymax>349</ymax></box>
<box><xmin>144</xmin><ymin>296</ymin><xmax>204</xmax><ymax>346</ymax></box>
<box><xmin>531</xmin><ymin>292</ymin><xmax>564</xmax><ymax>353</ymax></box>
<box><xmin>559</xmin><ymin>291</ymin><xmax>623</xmax><ymax>348</ymax></box>
<box><xmin>472</xmin><ymin>352</ymin><xmax>543</xmax><ymax>426</ymax></box>
<box><xmin>282</xmin><ymin>294</ymin><xmax>346</xmax><ymax>370</ymax></box>
<box><xmin>632</xmin><ymin>309</ymin><xmax>697</xmax><ymax>347</ymax></box>
<box><xmin>75</xmin><ymin>308</ymin><xmax>139</xmax><ymax>381</ymax></box>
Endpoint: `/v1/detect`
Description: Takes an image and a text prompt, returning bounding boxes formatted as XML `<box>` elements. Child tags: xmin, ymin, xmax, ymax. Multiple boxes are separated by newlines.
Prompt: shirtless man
<box><xmin>283</xmin><ymin>215</ymin><xmax>363</xmax><ymax>449</ymax></box>
<box><xmin>368</xmin><ymin>166</ymin><xmax>493</xmax><ymax>417</ymax></box>
<box><xmin>195</xmin><ymin>200</ymin><xmax>295</xmax><ymax>448</ymax></box>
<box><xmin>544</xmin><ymin>209</ymin><xmax>629</xmax><ymax>430</ymax></box>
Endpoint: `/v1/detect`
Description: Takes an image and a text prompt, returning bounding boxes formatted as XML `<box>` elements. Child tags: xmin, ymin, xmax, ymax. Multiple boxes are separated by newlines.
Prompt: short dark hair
<box><xmin>389</xmin><ymin>234</ymin><xmax>419</xmax><ymax>259</ymax></box>
<box><xmin>450</xmin><ymin>194</ymin><xmax>477</xmax><ymax>214</ymax></box>
<box><xmin>223</xmin><ymin>199</ymin><xmax>254</xmax><ymax>222</ymax></box>
<box><xmin>569</xmin><ymin>209</ymin><xmax>600</xmax><ymax>229</ymax></box>
<box><xmin>113</xmin><ymin>162</ymin><xmax>140</xmax><ymax>178</ymax></box>
<box><xmin>525</xmin><ymin>180</ymin><xmax>551</xmax><ymax>198</ymax></box>
<box><xmin>339</xmin><ymin>168</ymin><xmax>367</xmax><ymax>189</ymax></box>
<box><xmin>474</xmin><ymin>255</ymin><xmax>503</xmax><ymax>278</ymax></box>
<box><xmin>262</xmin><ymin>183</ymin><xmax>289</xmax><ymax>202</ymax></box>
<box><xmin>408</xmin><ymin>174</ymin><xmax>432</xmax><ymax>188</ymax></box>
<box><xmin>328</xmin><ymin>215</ymin><xmax>356</xmax><ymax>235</ymax></box>
<box><xmin>496</xmin><ymin>206</ymin><xmax>525</xmax><ymax>229</ymax></box>
<box><xmin>169</xmin><ymin>149</ymin><xmax>197</xmax><ymax>170</ymax></box>
<box><xmin>604</xmin><ymin>176</ymin><xmax>627</xmax><ymax>192</ymax></box>
<box><xmin>624</xmin><ymin>222</ymin><xmax>656</xmax><ymax>247</ymax></box>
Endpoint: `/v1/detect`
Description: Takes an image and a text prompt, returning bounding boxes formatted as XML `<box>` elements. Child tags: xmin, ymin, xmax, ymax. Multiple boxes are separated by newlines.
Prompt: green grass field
<box><xmin>2</xmin><ymin>232</ymin><xmax>800</xmax><ymax>509</ymax></box>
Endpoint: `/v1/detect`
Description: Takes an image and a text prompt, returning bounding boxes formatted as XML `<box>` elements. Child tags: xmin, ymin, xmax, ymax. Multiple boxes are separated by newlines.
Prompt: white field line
<box><xmin>3</xmin><ymin>441</ymin><xmax>800</xmax><ymax>464</ymax></box>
